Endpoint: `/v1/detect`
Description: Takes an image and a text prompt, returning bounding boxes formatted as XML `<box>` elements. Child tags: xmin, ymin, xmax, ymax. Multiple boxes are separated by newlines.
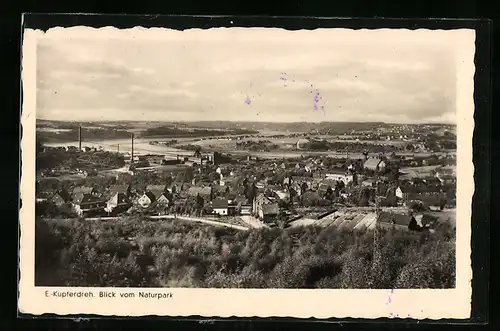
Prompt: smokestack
<box><xmin>131</xmin><ymin>133</ymin><xmax>134</xmax><ymax>163</ymax></box>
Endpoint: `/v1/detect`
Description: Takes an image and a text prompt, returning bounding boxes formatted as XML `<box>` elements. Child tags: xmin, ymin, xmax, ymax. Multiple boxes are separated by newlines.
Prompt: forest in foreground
<box><xmin>35</xmin><ymin>217</ymin><xmax>455</xmax><ymax>289</ymax></box>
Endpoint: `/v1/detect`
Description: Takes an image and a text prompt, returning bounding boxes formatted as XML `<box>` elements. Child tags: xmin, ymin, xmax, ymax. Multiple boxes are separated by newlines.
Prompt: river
<box><xmin>44</xmin><ymin>137</ymin><xmax>454</xmax><ymax>160</ymax></box>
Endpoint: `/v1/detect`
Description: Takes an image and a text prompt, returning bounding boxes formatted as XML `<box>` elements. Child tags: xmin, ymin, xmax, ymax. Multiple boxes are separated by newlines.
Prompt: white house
<box><xmin>156</xmin><ymin>194</ymin><xmax>170</xmax><ymax>205</ymax></box>
<box><xmin>395</xmin><ymin>187</ymin><xmax>404</xmax><ymax>199</ymax></box>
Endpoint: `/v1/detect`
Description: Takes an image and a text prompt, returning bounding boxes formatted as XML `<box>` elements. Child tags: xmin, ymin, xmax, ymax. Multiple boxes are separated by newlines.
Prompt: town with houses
<box><xmin>35</xmin><ymin>123</ymin><xmax>457</xmax><ymax>234</ymax></box>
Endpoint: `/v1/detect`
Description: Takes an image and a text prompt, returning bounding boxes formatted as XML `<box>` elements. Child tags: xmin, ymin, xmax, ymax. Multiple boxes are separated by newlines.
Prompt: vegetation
<box><xmin>302</xmin><ymin>141</ymin><xmax>401</xmax><ymax>153</ymax></box>
<box><xmin>141</xmin><ymin>126</ymin><xmax>258</xmax><ymax>138</ymax></box>
<box><xmin>35</xmin><ymin>217</ymin><xmax>455</xmax><ymax>289</ymax></box>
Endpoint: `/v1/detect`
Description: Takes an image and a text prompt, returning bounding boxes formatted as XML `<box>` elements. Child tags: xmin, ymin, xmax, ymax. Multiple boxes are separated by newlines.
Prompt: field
<box><xmin>35</xmin><ymin>216</ymin><xmax>456</xmax><ymax>289</ymax></box>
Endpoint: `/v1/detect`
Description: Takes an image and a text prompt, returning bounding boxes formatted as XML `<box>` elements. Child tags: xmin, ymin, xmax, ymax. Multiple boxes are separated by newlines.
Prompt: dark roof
<box><xmin>212</xmin><ymin>199</ymin><xmax>229</xmax><ymax>209</ymax></box>
<box><xmin>378</xmin><ymin>211</ymin><xmax>411</xmax><ymax>226</ymax></box>
<box><xmin>156</xmin><ymin>194</ymin><xmax>170</xmax><ymax>201</ymax></box>
<box><xmin>262</xmin><ymin>203</ymin><xmax>279</xmax><ymax>215</ymax></box>
<box><xmin>110</xmin><ymin>185</ymin><xmax>130</xmax><ymax>194</ymax></box>
<box><xmin>143</xmin><ymin>191</ymin><xmax>157</xmax><ymax>202</ymax></box>
<box><xmin>114</xmin><ymin>192</ymin><xmax>129</xmax><ymax>203</ymax></box>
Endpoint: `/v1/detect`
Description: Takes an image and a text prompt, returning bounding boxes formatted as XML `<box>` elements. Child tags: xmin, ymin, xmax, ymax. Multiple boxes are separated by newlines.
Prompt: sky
<box><xmin>35</xmin><ymin>27</ymin><xmax>472</xmax><ymax>124</ymax></box>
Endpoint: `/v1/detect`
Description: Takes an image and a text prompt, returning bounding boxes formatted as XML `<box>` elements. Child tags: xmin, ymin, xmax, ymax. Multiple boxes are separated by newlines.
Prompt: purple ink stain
<box><xmin>244</xmin><ymin>95</ymin><xmax>252</xmax><ymax>105</ymax></box>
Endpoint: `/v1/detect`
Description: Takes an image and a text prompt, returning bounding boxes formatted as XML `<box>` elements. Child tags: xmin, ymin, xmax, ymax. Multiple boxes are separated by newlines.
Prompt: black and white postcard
<box><xmin>19</xmin><ymin>22</ymin><xmax>475</xmax><ymax>319</ymax></box>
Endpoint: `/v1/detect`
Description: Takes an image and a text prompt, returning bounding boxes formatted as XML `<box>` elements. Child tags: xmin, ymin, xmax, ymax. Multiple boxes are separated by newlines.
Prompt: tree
<box><xmin>324</xmin><ymin>186</ymin><xmax>334</xmax><ymax>200</ymax></box>
<box><xmin>395</xmin><ymin>263</ymin><xmax>434</xmax><ymax>288</ymax></box>
<box><xmin>439</xmin><ymin>197</ymin><xmax>447</xmax><ymax>210</ymax></box>
<box><xmin>301</xmin><ymin>182</ymin><xmax>308</xmax><ymax>194</ymax></box>
<box><xmin>302</xmin><ymin>191</ymin><xmax>320</xmax><ymax>207</ymax></box>
<box><xmin>36</xmin><ymin>135</ymin><xmax>46</xmax><ymax>156</ymax></box>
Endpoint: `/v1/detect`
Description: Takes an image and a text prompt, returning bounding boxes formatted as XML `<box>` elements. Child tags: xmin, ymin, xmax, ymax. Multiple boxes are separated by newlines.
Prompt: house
<box><xmin>72</xmin><ymin>194</ymin><xmax>107</xmax><ymax>217</ymax></box>
<box><xmin>36</xmin><ymin>190</ymin><xmax>56</xmax><ymax>203</ymax></box>
<box><xmin>377</xmin><ymin>210</ymin><xmax>420</xmax><ymax>232</ymax></box>
<box><xmin>37</xmin><ymin>189</ymin><xmax>70</xmax><ymax>207</ymax></box>
<box><xmin>258</xmin><ymin>203</ymin><xmax>279</xmax><ymax>223</ymax></box>
<box><xmin>156</xmin><ymin>194</ymin><xmax>170</xmax><ymax>205</ymax></box>
<box><xmin>289</xmin><ymin>183</ymin><xmax>303</xmax><ymax>196</ymax></box>
<box><xmin>399</xmin><ymin>184</ymin><xmax>442</xmax><ymax>203</ymax></box>
<box><xmin>105</xmin><ymin>192</ymin><xmax>132</xmax><ymax>215</ymax></box>
<box><xmin>363</xmin><ymin>157</ymin><xmax>386</xmax><ymax>172</ymax></box>
<box><xmin>138</xmin><ymin>191</ymin><xmax>157</xmax><ymax>208</ymax></box>
<box><xmin>212</xmin><ymin>199</ymin><xmax>230</xmax><ymax>216</ymax></box>
<box><xmin>109</xmin><ymin>184</ymin><xmax>131</xmax><ymax>196</ymax></box>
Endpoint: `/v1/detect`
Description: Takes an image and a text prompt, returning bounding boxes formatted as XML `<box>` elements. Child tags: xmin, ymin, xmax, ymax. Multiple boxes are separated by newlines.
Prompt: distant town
<box><xmin>35</xmin><ymin>120</ymin><xmax>456</xmax><ymax>232</ymax></box>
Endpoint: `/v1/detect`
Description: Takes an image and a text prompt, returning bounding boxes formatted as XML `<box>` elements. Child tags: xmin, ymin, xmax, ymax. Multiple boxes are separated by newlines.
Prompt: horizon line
<box><xmin>36</xmin><ymin>119</ymin><xmax>456</xmax><ymax>126</ymax></box>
